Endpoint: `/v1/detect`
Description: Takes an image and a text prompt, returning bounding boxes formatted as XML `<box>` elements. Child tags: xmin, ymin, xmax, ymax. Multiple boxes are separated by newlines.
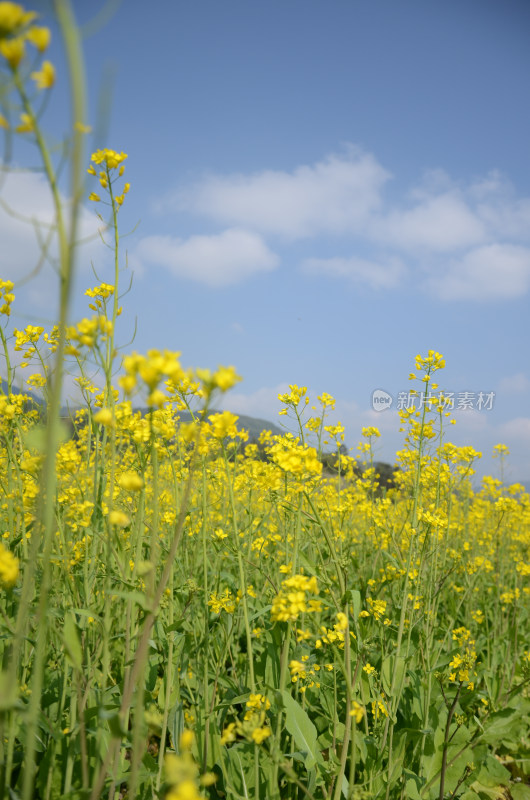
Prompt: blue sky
<box><xmin>2</xmin><ymin>0</ymin><xmax>530</xmax><ymax>483</ymax></box>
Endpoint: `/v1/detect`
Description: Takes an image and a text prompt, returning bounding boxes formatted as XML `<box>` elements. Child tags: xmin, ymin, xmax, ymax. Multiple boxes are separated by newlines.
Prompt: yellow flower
<box><xmin>0</xmin><ymin>35</ymin><xmax>24</xmax><ymax>67</ymax></box>
<box><xmin>362</xmin><ymin>426</ymin><xmax>381</xmax><ymax>438</ymax></box>
<box><xmin>350</xmin><ymin>701</ymin><xmax>364</xmax><ymax>724</ymax></box>
<box><xmin>212</xmin><ymin>365</ymin><xmax>241</xmax><ymax>391</ymax></box>
<box><xmin>245</xmin><ymin>694</ymin><xmax>270</xmax><ymax>713</ymax></box>
<box><xmin>31</xmin><ymin>59</ymin><xmax>54</xmax><ymax>89</ymax></box>
<box><xmin>93</xmin><ymin>408</ymin><xmax>114</xmax><ymax>427</ymax></box>
<box><xmin>117</xmin><ymin>472</ymin><xmax>144</xmax><ymax>491</ymax></box>
<box><xmin>208</xmin><ymin>588</ymin><xmax>237</xmax><ymax>614</ymax></box>
<box><xmin>0</xmin><ymin>3</ymin><xmax>36</xmax><ymax>35</ymax></box>
<box><xmin>25</xmin><ymin>24</ymin><xmax>50</xmax><ymax>51</ymax></box>
<box><xmin>179</xmin><ymin>729</ymin><xmax>195</xmax><ymax>751</ymax></box>
<box><xmin>74</xmin><ymin>121</ymin><xmax>92</xmax><ymax>133</ymax></box>
<box><xmin>0</xmin><ymin>280</ymin><xmax>15</xmax><ymax>315</ymax></box>
<box><xmin>0</xmin><ymin>542</ymin><xmax>19</xmax><ymax>588</ymax></box>
<box><xmin>271</xmin><ymin>573</ymin><xmax>319</xmax><ymax>622</ymax></box>
<box><xmin>89</xmin><ymin>192</ymin><xmax>100</xmax><ymax>202</ymax></box>
<box><xmin>0</xmin><ymin>112</ymin><xmax>8</xmax><ymax>129</ymax></box>
<box><xmin>90</xmin><ymin>148</ymin><xmax>127</xmax><ymax>170</ymax></box>
<box><xmin>210</xmin><ymin>410</ymin><xmax>239</xmax><ymax>440</ymax></box>
<box><xmin>108</xmin><ymin>510</ymin><xmax>130</xmax><ymax>528</ymax></box>
<box><xmin>492</xmin><ymin>443</ymin><xmax>509</xmax><ymax>458</ymax></box>
<box><xmin>220</xmin><ymin>722</ymin><xmax>237</xmax><ymax>745</ymax></box>
<box><xmin>251</xmin><ymin>726</ymin><xmax>271</xmax><ymax>744</ymax></box>
<box><xmin>166</xmin><ymin>779</ymin><xmax>203</xmax><ymax>800</ymax></box>
<box><xmin>15</xmin><ymin>112</ymin><xmax>33</xmax><ymax>133</ymax></box>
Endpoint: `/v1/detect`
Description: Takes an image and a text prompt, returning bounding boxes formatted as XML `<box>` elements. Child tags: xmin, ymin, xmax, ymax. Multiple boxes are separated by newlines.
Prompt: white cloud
<box><xmin>427</xmin><ymin>244</ymin><xmax>530</xmax><ymax>301</ymax></box>
<box><xmin>377</xmin><ymin>192</ymin><xmax>486</xmax><ymax>252</ymax></box>
<box><xmin>0</xmin><ymin>171</ymin><xmax>60</xmax><ymax>294</ymax></box>
<box><xmin>131</xmin><ymin>228</ymin><xmax>279</xmax><ymax>287</ymax></box>
<box><xmin>301</xmin><ymin>255</ymin><xmax>405</xmax><ymax>289</ymax></box>
<box><xmin>154</xmin><ymin>146</ymin><xmax>530</xmax><ymax>298</ymax></box>
<box><xmin>498</xmin><ymin>417</ymin><xmax>530</xmax><ymax>445</ymax></box>
<box><xmin>174</xmin><ymin>147</ymin><xmax>390</xmax><ymax>239</ymax></box>
<box><xmin>0</xmin><ymin>169</ymin><xmax>109</xmax><ymax>321</ymax></box>
<box><xmin>498</xmin><ymin>373</ymin><xmax>530</xmax><ymax>395</ymax></box>
<box><xmin>469</xmin><ymin>171</ymin><xmax>530</xmax><ymax>240</ymax></box>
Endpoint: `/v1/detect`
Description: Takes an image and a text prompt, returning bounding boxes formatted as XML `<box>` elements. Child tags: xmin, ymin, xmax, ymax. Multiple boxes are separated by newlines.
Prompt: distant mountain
<box><xmin>0</xmin><ymin>380</ymin><xmax>284</xmax><ymax>440</ymax></box>
<box><xmin>1</xmin><ymin>380</ymin><xmax>44</xmax><ymax>407</ymax></box>
<box><xmin>153</xmin><ymin>408</ymin><xmax>283</xmax><ymax>440</ymax></box>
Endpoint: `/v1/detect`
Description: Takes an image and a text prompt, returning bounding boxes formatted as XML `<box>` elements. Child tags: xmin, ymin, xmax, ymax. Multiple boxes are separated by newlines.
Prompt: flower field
<box><xmin>0</xmin><ymin>3</ymin><xmax>529</xmax><ymax>799</ymax></box>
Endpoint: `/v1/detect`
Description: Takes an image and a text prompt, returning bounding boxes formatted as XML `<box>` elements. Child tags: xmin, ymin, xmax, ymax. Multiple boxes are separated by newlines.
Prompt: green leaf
<box><xmin>511</xmin><ymin>784</ymin><xmax>530</xmax><ymax>800</ymax></box>
<box><xmin>280</xmin><ymin>691</ymin><xmax>323</xmax><ymax>770</ymax></box>
<box><xmin>481</xmin><ymin>707</ymin><xmax>523</xmax><ymax>744</ymax></box>
<box><xmin>381</xmin><ymin>654</ymin><xmax>406</xmax><ymax>696</ymax></box>
<box><xmin>476</xmin><ymin>755</ymin><xmax>511</xmax><ymax>788</ymax></box>
<box><xmin>63</xmin><ymin>612</ymin><xmax>82</xmax><ymax>671</ymax></box>
<box><xmin>470</xmin><ymin>780</ymin><xmax>507</xmax><ymax>799</ymax></box>
<box><xmin>0</xmin><ymin>670</ymin><xmax>20</xmax><ymax>711</ymax></box>
<box><xmin>403</xmin><ymin>769</ymin><xmax>424</xmax><ymax>799</ymax></box>
<box><xmin>167</xmin><ymin>700</ymin><xmax>185</xmax><ymax>751</ymax></box>
<box><xmin>350</xmin><ymin>589</ymin><xmax>361</xmax><ymax>621</ymax></box>
<box><xmin>223</xmin><ymin>743</ymin><xmax>256</xmax><ymax>796</ymax></box>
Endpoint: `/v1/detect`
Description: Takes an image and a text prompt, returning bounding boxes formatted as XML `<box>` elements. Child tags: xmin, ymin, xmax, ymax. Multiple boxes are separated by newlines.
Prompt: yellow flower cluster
<box><xmin>0</xmin><ymin>280</ymin><xmax>15</xmax><ymax>317</ymax></box>
<box><xmin>269</xmin><ymin>435</ymin><xmax>322</xmax><ymax>478</ymax></box>
<box><xmin>208</xmin><ymin>588</ymin><xmax>237</xmax><ymax>614</ymax></box>
<box><xmin>85</xmin><ymin>283</ymin><xmax>115</xmax><ymax>312</ymax></box>
<box><xmin>120</xmin><ymin>349</ymin><xmax>185</xmax><ymax>405</ymax></box>
<box><xmin>90</xmin><ymin>148</ymin><xmax>127</xmax><ymax>170</ymax></box>
<box><xmin>414</xmin><ymin>350</ymin><xmax>445</xmax><ymax>373</ymax></box>
<box><xmin>0</xmin><ymin>541</ymin><xmax>19</xmax><ymax>588</ymax></box>
<box><xmin>14</xmin><ymin>325</ymin><xmax>44</xmax><ymax>364</ymax></box>
<box><xmin>195</xmin><ymin>365</ymin><xmax>241</xmax><ymax>393</ymax></box>
<box><xmin>366</xmin><ymin>597</ymin><xmax>387</xmax><ymax>621</ymax></box>
<box><xmin>361</xmin><ymin>426</ymin><xmax>381</xmax><ymax>439</ymax></box>
<box><xmin>270</xmin><ymin>573</ymin><xmax>320</xmax><ymax>622</ymax></box>
<box><xmin>220</xmin><ymin>694</ymin><xmax>272</xmax><ymax>746</ymax></box>
<box><xmin>243</xmin><ymin>692</ymin><xmax>270</xmax><ymax>719</ymax></box>
<box><xmin>88</xmin><ymin>150</ymin><xmax>130</xmax><ymax>206</ymax></box>
<box><xmin>117</xmin><ymin>471</ymin><xmax>144</xmax><ymax>492</ymax></box>
<box><xmin>209</xmin><ymin>411</ymin><xmax>240</xmax><ymax>441</ymax></box>
<box><xmin>278</xmin><ymin>384</ymin><xmax>308</xmax><ymax>407</ymax></box>
<box><xmin>66</xmin><ymin>316</ymin><xmax>113</xmax><ymax>353</ymax></box>
<box><xmin>164</xmin><ymin>731</ymin><xmax>215</xmax><ymax>800</ymax></box>
<box><xmin>449</xmin><ymin>627</ymin><xmax>477</xmax><ymax>688</ymax></box>
<box><xmin>316</xmin><ymin>611</ymin><xmax>349</xmax><ymax>649</ymax></box>
<box><xmin>289</xmin><ymin>656</ymin><xmax>324</xmax><ymax>691</ymax></box>
<box><xmin>0</xmin><ymin>2</ymin><xmax>50</xmax><ymax>70</ymax></box>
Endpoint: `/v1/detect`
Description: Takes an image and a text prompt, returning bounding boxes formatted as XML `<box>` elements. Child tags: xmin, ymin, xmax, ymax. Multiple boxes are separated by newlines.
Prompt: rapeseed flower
<box><xmin>0</xmin><ymin>3</ymin><xmax>37</xmax><ymax>36</ymax></box>
<box><xmin>350</xmin><ymin>701</ymin><xmax>365</xmax><ymax>723</ymax></box>
<box><xmin>30</xmin><ymin>59</ymin><xmax>54</xmax><ymax>88</ymax></box>
<box><xmin>90</xmin><ymin>148</ymin><xmax>127</xmax><ymax>170</ymax></box>
<box><xmin>0</xmin><ymin>542</ymin><xmax>19</xmax><ymax>587</ymax></box>
<box><xmin>271</xmin><ymin>573</ymin><xmax>319</xmax><ymax>622</ymax></box>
